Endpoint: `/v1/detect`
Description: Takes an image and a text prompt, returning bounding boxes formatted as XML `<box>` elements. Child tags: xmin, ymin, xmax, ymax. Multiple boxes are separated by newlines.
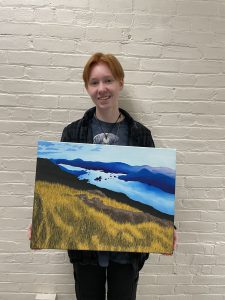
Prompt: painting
<box><xmin>31</xmin><ymin>140</ymin><xmax>176</xmax><ymax>254</ymax></box>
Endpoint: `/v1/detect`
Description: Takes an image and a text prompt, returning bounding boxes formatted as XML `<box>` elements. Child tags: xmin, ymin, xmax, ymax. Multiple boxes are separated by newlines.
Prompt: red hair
<box><xmin>83</xmin><ymin>53</ymin><xmax>124</xmax><ymax>87</ymax></box>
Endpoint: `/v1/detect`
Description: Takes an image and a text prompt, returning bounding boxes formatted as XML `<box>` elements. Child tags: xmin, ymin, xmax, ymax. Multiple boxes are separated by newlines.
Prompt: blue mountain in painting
<box><xmin>51</xmin><ymin>158</ymin><xmax>131</xmax><ymax>173</ymax></box>
<box><xmin>118</xmin><ymin>167</ymin><xmax>175</xmax><ymax>194</ymax></box>
<box><xmin>51</xmin><ymin>158</ymin><xmax>175</xmax><ymax>194</ymax></box>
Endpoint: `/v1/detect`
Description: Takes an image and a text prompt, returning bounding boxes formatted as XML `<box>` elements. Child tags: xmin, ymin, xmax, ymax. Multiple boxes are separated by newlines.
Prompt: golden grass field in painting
<box><xmin>31</xmin><ymin>181</ymin><xmax>174</xmax><ymax>253</ymax></box>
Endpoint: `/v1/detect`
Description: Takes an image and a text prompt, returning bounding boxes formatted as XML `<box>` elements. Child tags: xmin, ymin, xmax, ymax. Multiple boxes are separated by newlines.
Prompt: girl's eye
<box><xmin>89</xmin><ymin>78</ymin><xmax>114</xmax><ymax>86</ymax></box>
<box><xmin>90</xmin><ymin>81</ymin><xmax>98</xmax><ymax>86</ymax></box>
<box><xmin>105</xmin><ymin>78</ymin><xmax>114</xmax><ymax>84</ymax></box>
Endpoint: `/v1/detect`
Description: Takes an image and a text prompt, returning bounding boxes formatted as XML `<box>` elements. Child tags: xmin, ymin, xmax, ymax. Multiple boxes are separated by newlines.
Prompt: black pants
<box><xmin>73</xmin><ymin>261</ymin><xmax>139</xmax><ymax>300</ymax></box>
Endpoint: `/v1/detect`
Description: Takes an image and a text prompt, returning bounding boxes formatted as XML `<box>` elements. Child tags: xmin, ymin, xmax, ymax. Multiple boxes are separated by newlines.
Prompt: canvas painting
<box><xmin>31</xmin><ymin>140</ymin><xmax>176</xmax><ymax>254</ymax></box>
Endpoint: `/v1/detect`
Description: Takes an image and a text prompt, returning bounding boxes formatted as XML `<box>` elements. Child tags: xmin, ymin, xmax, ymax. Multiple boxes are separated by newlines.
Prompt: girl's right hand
<box><xmin>27</xmin><ymin>224</ymin><xmax>32</xmax><ymax>240</ymax></box>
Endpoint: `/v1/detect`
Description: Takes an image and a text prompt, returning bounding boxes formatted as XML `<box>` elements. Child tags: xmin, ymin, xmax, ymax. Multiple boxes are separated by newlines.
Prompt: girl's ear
<box><xmin>120</xmin><ymin>79</ymin><xmax>124</xmax><ymax>90</ymax></box>
<box><xmin>85</xmin><ymin>84</ymin><xmax>90</xmax><ymax>95</ymax></box>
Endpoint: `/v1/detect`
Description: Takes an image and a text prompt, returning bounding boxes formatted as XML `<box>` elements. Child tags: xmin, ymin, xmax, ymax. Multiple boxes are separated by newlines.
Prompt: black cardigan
<box><xmin>61</xmin><ymin>107</ymin><xmax>155</xmax><ymax>270</ymax></box>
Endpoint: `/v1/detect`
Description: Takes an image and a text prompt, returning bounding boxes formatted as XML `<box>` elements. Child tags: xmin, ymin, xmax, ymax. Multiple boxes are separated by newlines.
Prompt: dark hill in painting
<box><xmin>35</xmin><ymin>158</ymin><xmax>173</xmax><ymax>222</ymax></box>
<box><xmin>35</xmin><ymin>157</ymin><xmax>89</xmax><ymax>190</ymax></box>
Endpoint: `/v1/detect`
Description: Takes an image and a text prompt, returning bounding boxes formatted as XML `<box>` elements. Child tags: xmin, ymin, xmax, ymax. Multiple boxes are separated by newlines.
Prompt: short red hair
<box><xmin>83</xmin><ymin>53</ymin><xmax>124</xmax><ymax>88</ymax></box>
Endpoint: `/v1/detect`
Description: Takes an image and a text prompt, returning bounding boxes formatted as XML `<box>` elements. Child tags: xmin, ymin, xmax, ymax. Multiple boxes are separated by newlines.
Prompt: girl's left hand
<box><xmin>163</xmin><ymin>228</ymin><xmax>177</xmax><ymax>256</ymax></box>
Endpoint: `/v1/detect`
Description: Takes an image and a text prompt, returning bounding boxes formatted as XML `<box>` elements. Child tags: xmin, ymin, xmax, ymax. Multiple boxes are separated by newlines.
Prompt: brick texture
<box><xmin>0</xmin><ymin>0</ymin><xmax>225</xmax><ymax>299</ymax></box>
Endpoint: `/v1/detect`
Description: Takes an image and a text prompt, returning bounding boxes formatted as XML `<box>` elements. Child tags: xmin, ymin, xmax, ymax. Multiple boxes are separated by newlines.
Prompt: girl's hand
<box><xmin>27</xmin><ymin>224</ymin><xmax>32</xmax><ymax>240</ymax></box>
<box><xmin>163</xmin><ymin>228</ymin><xmax>177</xmax><ymax>256</ymax></box>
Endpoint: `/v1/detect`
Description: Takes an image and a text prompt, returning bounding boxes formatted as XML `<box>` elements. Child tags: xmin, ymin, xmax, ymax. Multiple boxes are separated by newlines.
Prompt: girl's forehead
<box><xmin>89</xmin><ymin>63</ymin><xmax>113</xmax><ymax>78</ymax></box>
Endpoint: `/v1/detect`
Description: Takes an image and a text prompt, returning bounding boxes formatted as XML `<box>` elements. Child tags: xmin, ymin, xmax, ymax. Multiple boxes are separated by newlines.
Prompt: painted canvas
<box><xmin>31</xmin><ymin>140</ymin><xmax>176</xmax><ymax>254</ymax></box>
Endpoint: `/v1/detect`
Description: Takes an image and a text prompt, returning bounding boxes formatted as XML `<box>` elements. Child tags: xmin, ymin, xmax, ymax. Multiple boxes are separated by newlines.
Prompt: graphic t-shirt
<box><xmin>91</xmin><ymin>116</ymin><xmax>131</xmax><ymax>266</ymax></box>
<box><xmin>91</xmin><ymin>116</ymin><xmax>129</xmax><ymax>146</ymax></box>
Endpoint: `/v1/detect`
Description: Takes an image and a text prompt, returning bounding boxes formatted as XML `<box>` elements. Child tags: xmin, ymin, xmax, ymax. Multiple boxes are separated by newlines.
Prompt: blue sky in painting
<box><xmin>37</xmin><ymin>140</ymin><xmax>176</xmax><ymax>215</ymax></box>
<box><xmin>38</xmin><ymin>140</ymin><xmax>176</xmax><ymax>169</ymax></box>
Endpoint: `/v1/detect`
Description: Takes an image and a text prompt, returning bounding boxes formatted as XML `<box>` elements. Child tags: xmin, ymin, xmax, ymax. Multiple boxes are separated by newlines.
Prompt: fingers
<box><xmin>27</xmin><ymin>224</ymin><xmax>32</xmax><ymax>240</ymax></box>
<box><xmin>163</xmin><ymin>229</ymin><xmax>177</xmax><ymax>256</ymax></box>
<box><xmin>173</xmin><ymin>229</ymin><xmax>177</xmax><ymax>250</ymax></box>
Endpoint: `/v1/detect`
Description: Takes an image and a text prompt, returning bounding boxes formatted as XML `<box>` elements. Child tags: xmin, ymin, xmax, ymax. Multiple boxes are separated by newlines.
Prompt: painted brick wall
<box><xmin>0</xmin><ymin>0</ymin><xmax>225</xmax><ymax>299</ymax></box>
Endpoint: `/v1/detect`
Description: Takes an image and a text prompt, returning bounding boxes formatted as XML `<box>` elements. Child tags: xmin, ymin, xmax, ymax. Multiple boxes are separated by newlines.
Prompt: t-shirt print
<box><xmin>93</xmin><ymin>132</ymin><xmax>119</xmax><ymax>144</ymax></box>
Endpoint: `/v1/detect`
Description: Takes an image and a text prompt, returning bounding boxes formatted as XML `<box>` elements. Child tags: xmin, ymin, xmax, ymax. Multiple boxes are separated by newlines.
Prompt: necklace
<box><xmin>94</xmin><ymin>113</ymin><xmax>121</xmax><ymax>144</ymax></box>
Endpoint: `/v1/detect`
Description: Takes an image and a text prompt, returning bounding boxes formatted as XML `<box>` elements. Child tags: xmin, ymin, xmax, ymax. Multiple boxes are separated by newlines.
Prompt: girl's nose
<box><xmin>98</xmin><ymin>81</ymin><xmax>106</xmax><ymax>93</ymax></box>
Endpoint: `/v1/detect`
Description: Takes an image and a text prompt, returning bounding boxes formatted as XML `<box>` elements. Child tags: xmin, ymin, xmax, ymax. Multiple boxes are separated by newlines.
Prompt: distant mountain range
<box><xmin>51</xmin><ymin>158</ymin><xmax>175</xmax><ymax>194</ymax></box>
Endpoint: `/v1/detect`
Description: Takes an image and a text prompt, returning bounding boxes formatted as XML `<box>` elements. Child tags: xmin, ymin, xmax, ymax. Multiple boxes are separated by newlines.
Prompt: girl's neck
<box><xmin>95</xmin><ymin>108</ymin><xmax>121</xmax><ymax>123</ymax></box>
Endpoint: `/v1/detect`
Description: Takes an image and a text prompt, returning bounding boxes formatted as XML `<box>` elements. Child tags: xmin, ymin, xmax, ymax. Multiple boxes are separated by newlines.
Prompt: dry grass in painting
<box><xmin>31</xmin><ymin>181</ymin><xmax>174</xmax><ymax>253</ymax></box>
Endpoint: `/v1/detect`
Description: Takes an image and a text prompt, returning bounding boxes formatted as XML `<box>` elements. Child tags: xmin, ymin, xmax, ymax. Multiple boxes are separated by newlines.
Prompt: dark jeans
<box><xmin>73</xmin><ymin>261</ymin><xmax>139</xmax><ymax>300</ymax></box>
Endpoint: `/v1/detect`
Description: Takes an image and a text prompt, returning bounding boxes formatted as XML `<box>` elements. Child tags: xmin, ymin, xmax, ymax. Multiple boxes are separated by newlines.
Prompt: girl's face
<box><xmin>86</xmin><ymin>63</ymin><xmax>123</xmax><ymax>113</ymax></box>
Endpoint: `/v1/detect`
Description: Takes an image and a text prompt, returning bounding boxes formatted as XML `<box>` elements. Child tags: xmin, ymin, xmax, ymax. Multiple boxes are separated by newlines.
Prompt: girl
<box><xmin>61</xmin><ymin>53</ymin><xmax>155</xmax><ymax>300</ymax></box>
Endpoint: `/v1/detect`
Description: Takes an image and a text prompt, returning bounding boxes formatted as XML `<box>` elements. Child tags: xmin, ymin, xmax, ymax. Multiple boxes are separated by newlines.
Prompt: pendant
<box><xmin>103</xmin><ymin>136</ymin><xmax>109</xmax><ymax>144</ymax></box>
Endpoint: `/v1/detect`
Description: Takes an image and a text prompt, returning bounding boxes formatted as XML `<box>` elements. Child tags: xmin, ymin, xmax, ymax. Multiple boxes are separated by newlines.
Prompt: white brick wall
<box><xmin>0</xmin><ymin>0</ymin><xmax>225</xmax><ymax>299</ymax></box>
